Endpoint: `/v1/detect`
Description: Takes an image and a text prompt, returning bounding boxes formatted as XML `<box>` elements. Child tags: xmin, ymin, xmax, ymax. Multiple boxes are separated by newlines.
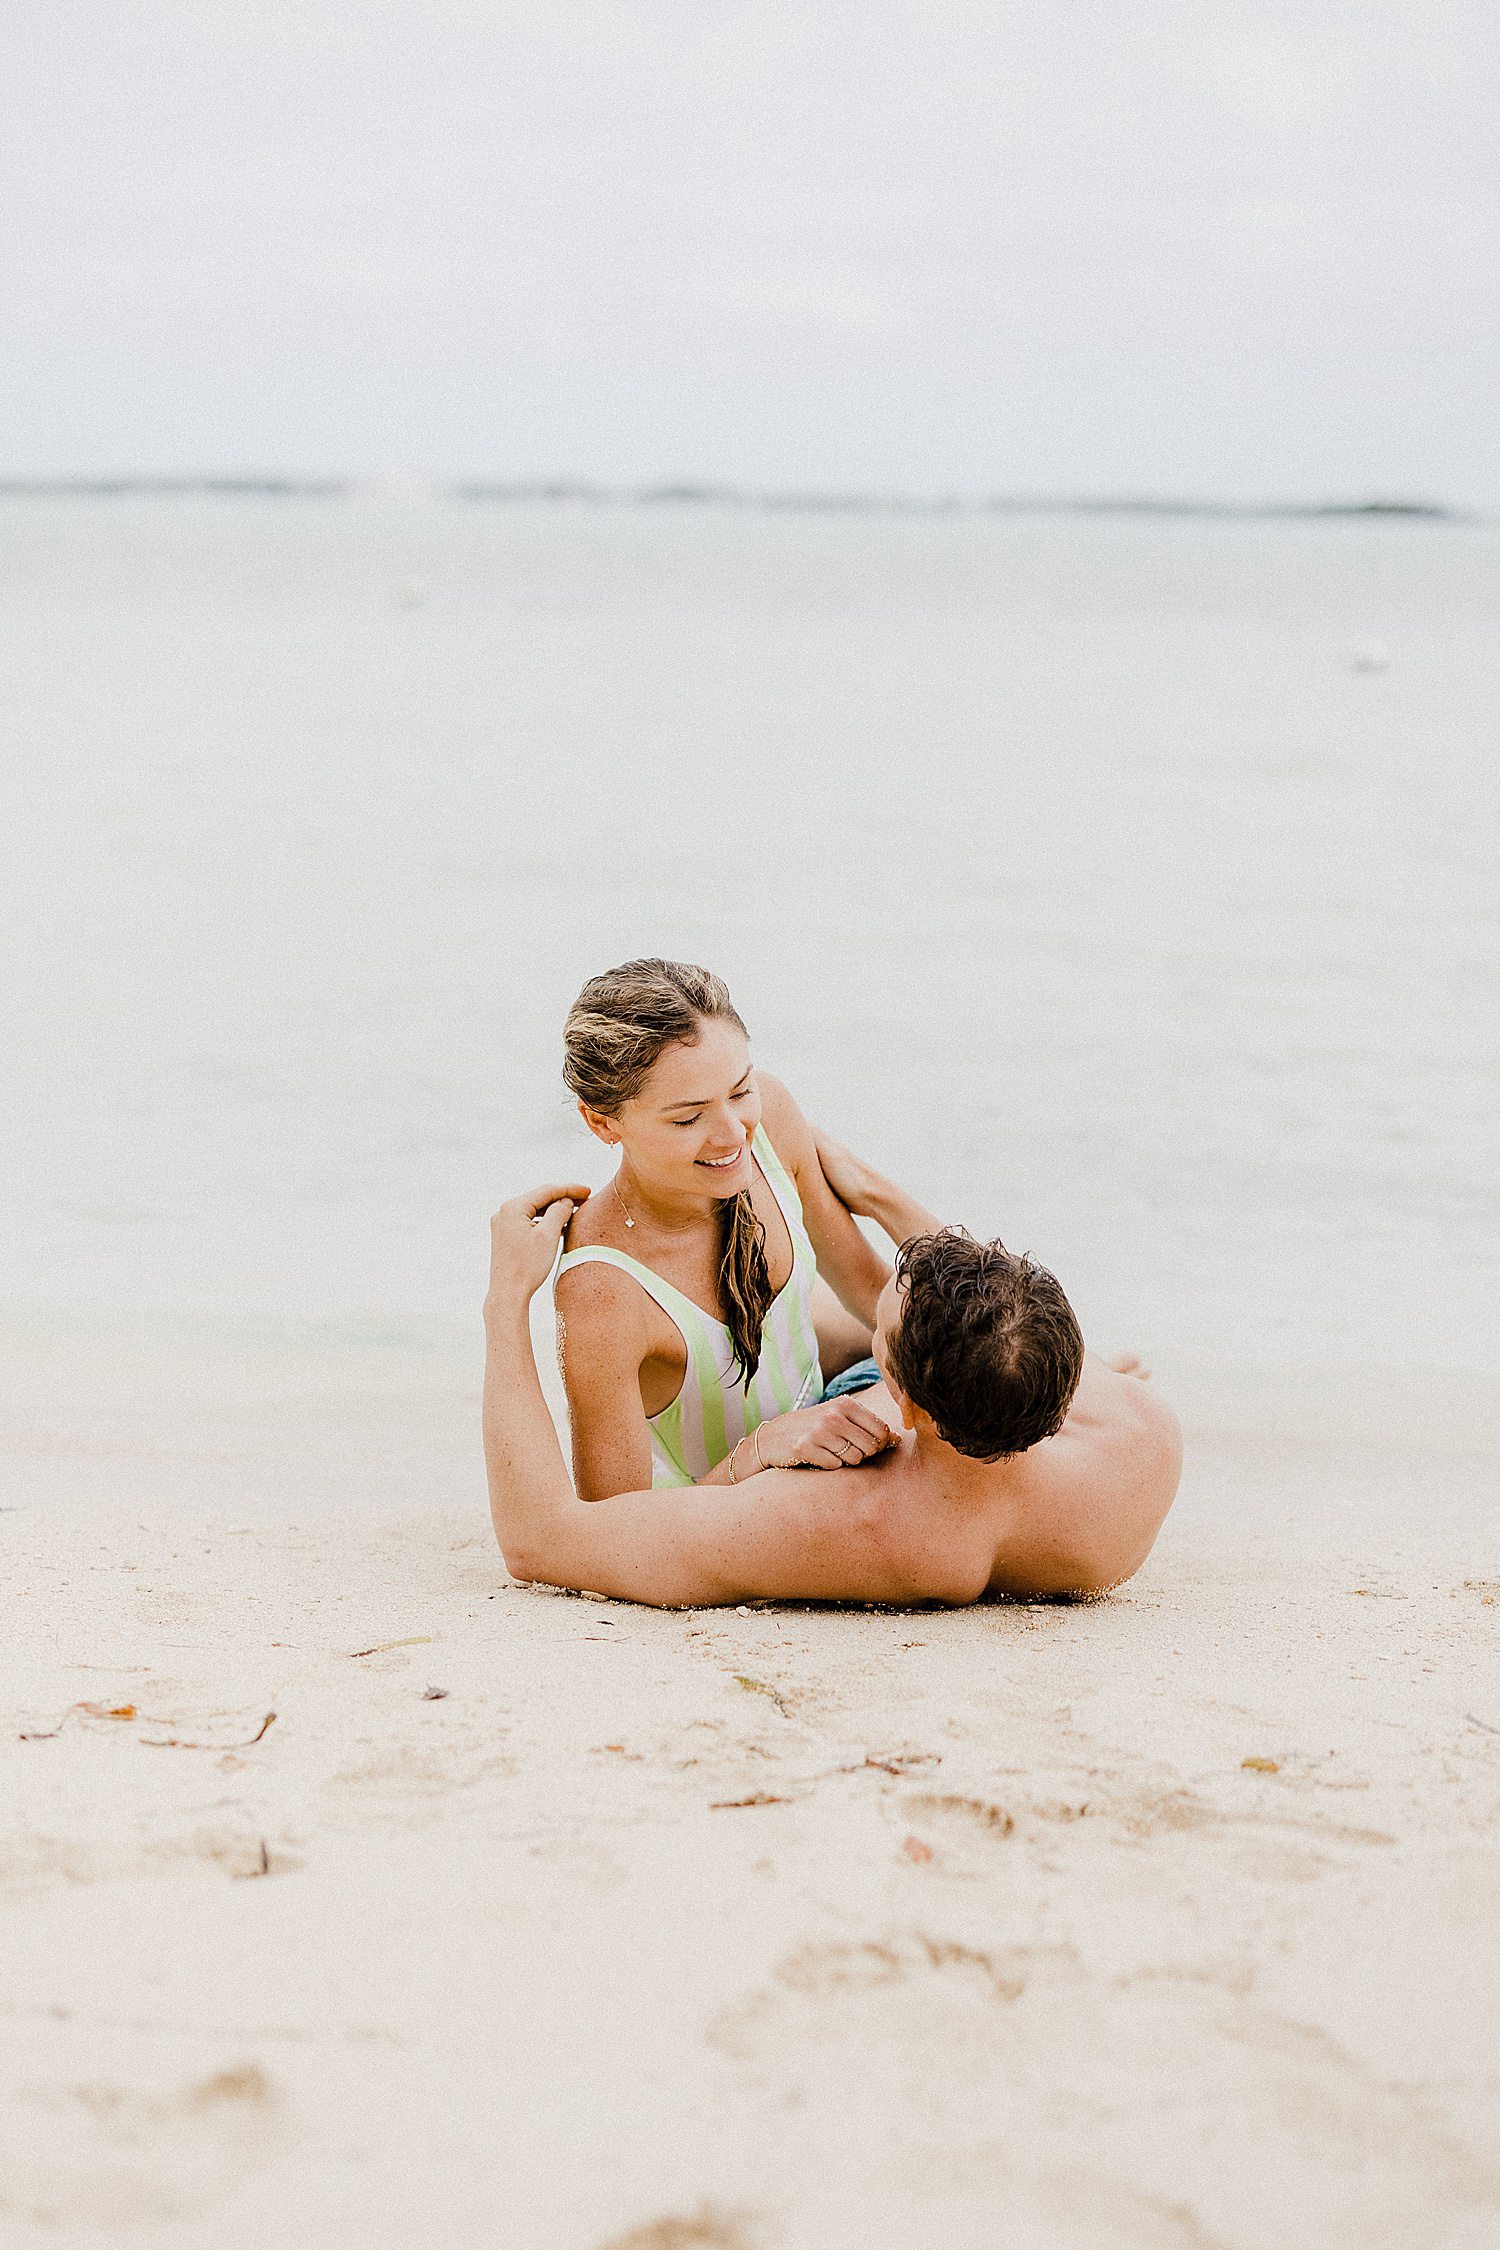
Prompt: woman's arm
<box><xmin>813</xmin><ymin>1129</ymin><xmax>942</xmax><ymax>1248</ymax></box>
<box><xmin>755</xmin><ymin>1074</ymin><xmax>894</xmax><ymax>1328</ymax></box>
<box><xmin>557</xmin><ymin>1234</ymin><xmax>896</xmax><ymax>1498</ymax></box>
<box><xmin>554</xmin><ymin>1258</ymin><xmax>658</xmax><ymax>1501</ymax></box>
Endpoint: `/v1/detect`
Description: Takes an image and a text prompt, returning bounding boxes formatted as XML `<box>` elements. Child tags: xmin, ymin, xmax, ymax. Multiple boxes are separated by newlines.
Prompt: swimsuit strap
<box><xmin>554</xmin><ymin>1243</ymin><xmax>714</xmax><ymax>1342</ymax></box>
<box><xmin>751</xmin><ymin>1122</ymin><xmax>810</xmax><ymax>1241</ymax></box>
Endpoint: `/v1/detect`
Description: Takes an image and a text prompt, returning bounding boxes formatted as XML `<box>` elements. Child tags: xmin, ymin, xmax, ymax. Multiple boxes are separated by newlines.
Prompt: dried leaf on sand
<box><xmin>20</xmin><ymin>1700</ymin><xmax>138</xmax><ymax>1740</ymax></box>
<box><xmin>19</xmin><ymin>1701</ymin><xmax>275</xmax><ymax>1749</ymax></box>
<box><xmin>732</xmin><ymin>1674</ymin><xmax>793</xmax><ymax>1718</ymax></box>
<box><xmin>141</xmin><ymin>1712</ymin><xmax>277</xmax><ymax>1750</ymax></box>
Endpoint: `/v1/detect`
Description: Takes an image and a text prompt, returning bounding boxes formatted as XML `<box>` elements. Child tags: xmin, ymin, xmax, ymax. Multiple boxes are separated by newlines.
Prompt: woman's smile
<box><xmin>696</xmin><ymin>1146</ymin><xmax>748</xmax><ymax>1173</ymax></box>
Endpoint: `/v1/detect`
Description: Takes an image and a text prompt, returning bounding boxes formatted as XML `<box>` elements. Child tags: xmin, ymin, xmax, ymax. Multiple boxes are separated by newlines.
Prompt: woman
<box><xmin>554</xmin><ymin>958</ymin><xmax>905</xmax><ymax>1497</ymax></box>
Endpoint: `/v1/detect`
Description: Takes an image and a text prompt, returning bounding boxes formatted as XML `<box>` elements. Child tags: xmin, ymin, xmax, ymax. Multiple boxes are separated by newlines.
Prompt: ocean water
<box><xmin>3</xmin><ymin>494</ymin><xmax>1497</xmax><ymax>1513</ymax></box>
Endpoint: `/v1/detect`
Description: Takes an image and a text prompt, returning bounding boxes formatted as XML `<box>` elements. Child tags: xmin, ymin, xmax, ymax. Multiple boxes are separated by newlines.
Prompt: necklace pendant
<box><xmin>624</xmin><ymin>1215</ymin><xmax>635</xmax><ymax>1228</ymax></box>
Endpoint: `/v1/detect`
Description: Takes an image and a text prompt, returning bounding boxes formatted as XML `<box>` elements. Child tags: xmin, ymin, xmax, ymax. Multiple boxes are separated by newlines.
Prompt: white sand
<box><xmin>3</xmin><ymin>1447</ymin><xmax>1498</xmax><ymax>2249</ymax></box>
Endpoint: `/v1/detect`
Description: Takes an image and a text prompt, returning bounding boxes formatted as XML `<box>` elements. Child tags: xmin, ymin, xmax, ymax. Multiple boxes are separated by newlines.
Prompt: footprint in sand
<box><xmin>712</xmin><ymin>1929</ymin><xmax>1074</xmax><ymax>2078</ymax></box>
<box><xmin>324</xmin><ymin>1739</ymin><xmax>517</xmax><ymax>1827</ymax></box>
<box><xmin>0</xmin><ymin>1826</ymin><xmax>303</xmax><ymax>1891</ymax></box>
<box><xmin>596</xmin><ymin>2204</ymin><xmax>756</xmax><ymax>2250</ymax></box>
<box><xmin>2</xmin><ymin>2063</ymin><xmax>281</xmax><ymax>2226</ymax></box>
<box><xmin>1105</xmin><ymin>1783</ymin><xmax>1395</xmax><ymax>1880</ymax></box>
<box><xmin>902</xmin><ymin>1790</ymin><xmax>1015</xmax><ymax>1839</ymax></box>
<box><xmin>895</xmin><ymin>1789</ymin><xmax>1016</xmax><ymax>1873</ymax></box>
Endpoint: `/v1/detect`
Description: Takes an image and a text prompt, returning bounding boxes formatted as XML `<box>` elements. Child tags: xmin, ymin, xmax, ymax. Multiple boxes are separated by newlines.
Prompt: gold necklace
<box><xmin>613</xmin><ymin>1172</ymin><xmax>636</xmax><ymax>1229</ymax></box>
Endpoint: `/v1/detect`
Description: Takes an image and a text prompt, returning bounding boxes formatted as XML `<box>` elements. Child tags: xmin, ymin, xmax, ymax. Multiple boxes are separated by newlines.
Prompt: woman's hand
<box><xmin>486</xmin><ymin>1183</ymin><xmax>592</xmax><ymax>1310</ymax></box>
<box><xmin>752</xmin><ymin>1396</ymin><xmax>898</xmax><ymax>1472</ymax></box>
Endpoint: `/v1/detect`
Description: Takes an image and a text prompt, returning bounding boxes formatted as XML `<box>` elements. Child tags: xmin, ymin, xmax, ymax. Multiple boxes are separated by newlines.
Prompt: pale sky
<box><xmin>5</xmin><ymin>2</ymin><xmax>1497</xmax><ymax>504</ymax></box>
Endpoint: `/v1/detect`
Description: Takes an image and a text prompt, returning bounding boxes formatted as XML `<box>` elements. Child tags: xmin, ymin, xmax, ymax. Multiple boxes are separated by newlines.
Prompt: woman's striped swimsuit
<box><xmin>556</xmin><ymin>1124</ymin><xmax>824</xmax><ymax>1487</ymax></box>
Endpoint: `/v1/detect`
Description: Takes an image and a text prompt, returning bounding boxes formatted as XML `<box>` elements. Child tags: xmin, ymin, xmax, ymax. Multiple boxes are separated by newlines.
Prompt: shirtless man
<box><xmin>482</xmin><ymin>1144</ymin><xmax>1182</xmax><ymax>1608</ymax></box>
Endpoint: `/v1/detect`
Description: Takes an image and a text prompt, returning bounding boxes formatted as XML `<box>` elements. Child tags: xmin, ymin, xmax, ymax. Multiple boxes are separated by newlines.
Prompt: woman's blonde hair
<box><xmin>563</xmin><ymin>959</ymin><xmax>772</xmax><ymax>1382</ymax></box>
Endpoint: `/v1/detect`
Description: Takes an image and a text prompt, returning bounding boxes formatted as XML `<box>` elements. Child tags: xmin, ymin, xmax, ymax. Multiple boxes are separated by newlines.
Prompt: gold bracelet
<box><xmin>727</xmin><ymin>1427</ymin><xmax>766</xmax><ymax>1484</ymax></box>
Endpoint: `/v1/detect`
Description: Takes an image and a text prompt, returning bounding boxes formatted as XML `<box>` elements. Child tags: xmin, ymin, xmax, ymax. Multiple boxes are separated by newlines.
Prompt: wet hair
<box><xmin>562</xmin><ymin>959</ymin><xmax>772</xmax><ymax>1383</ymax></box>
<box><xmin>884</xmin><ymin>1227</ymin><xmax>1084</xmax><ymax>1459</ymax></box>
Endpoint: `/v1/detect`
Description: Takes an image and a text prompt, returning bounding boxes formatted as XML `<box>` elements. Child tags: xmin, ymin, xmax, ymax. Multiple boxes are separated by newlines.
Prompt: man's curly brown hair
<box><xmin>884</xmin><ymin>1228</ymin><xmax>1084</xmax><ymax>1460</ymax></box>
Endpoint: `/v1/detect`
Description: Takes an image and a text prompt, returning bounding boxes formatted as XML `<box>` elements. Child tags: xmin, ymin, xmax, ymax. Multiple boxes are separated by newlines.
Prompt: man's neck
<box><xmin>904</xmin><ymin>1420</ymin><xmax>1009</xmax><ymax>1496</ymax></box>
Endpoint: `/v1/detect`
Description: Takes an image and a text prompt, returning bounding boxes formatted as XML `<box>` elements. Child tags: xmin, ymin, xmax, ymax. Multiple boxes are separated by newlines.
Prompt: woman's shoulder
<box><xmin>556</xmin><ymin>1189</ymin><xmax>640</xmax><ymax>1303</ymax></box>
<box><xmin>554</xmin><ymin>1249</ymin><xmax>646</xmax><ymax>1329</ymax></box>
<box><xmin>561</xmin><ymin>1182</ymin><xmax>618</xmax><ymax>1253</ymax></box>
<box><xmin>555</xmin><ymin>1193</ymin><xmax>675</xmax><ymax>1376</ymax></box>
<box><xmin>755</xmin><ymin>1071</ymin><xmax>816</xmax><ymax>1174</ymax></box>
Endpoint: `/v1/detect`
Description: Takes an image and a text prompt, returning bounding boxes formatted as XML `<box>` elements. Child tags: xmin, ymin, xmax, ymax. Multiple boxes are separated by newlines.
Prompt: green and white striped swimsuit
<box><xmin>557</xmin><ymin>1124</ymin><xmax>824</xmax><ymax>1487</ymax></box>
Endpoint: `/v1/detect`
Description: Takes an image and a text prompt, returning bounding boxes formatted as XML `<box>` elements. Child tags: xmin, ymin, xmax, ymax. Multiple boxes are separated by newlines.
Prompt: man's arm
<box><xmin>483</xmin><ymin>1187</ymin><xmax>929</xmax><ymax>1608</ymax></box>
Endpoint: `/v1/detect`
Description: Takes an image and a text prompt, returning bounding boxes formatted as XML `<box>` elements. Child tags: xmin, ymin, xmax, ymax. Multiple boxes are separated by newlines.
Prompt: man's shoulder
<box><xmin>1090</xmin><ymin>1361</ymin><xmax>1184</xmax><ymax>1469</ymax></box>
<box><xmin>989</xmin><ymin>1368</ymin><xmax>1183</xmax><ymax>1596</ymax></box>
<box><xmin>831</xmin><ymin>1450</ymin><xmax>994</xmax><ymax>1607</ymax></box>
<box><xmin>747</xmin><ymin>1451</ymin><xmax>989</xmax><ymax>1608</ymax></box>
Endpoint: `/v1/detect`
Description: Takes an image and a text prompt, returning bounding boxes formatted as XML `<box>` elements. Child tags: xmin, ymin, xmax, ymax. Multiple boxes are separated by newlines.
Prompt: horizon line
<box><xmin>0</xmin><ymin>474</ymin><xmax>1470</xmax><ymax>522</ymax></box>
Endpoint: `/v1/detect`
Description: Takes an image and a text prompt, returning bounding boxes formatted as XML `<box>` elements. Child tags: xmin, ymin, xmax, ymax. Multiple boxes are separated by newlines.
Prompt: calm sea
<box><xmin>3</xmin><ymin>495</ymin><xmax>1496</xmax><ymax>1513</ymax></box>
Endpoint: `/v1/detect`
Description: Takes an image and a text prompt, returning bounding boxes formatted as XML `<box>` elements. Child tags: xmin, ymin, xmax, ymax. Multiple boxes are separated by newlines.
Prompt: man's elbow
<box><xmin>485</xmin><ymin>1459</ymin><xmax>578</xmax><ymax>1586</ymax></box>
<box><xmin>496</xmin><ymin>1535</ymin><xmax>538</xmax><ymax>1584</ymax></box>
<box><xmin>488</xmin><ymin>1505</ymin><xmax>553</xmax><ymax>1589</ymax></box>
<box><xmin>498</xmin><ymin>1533</ymin><xmax>574</xmax><ymax>1591</ymax></box>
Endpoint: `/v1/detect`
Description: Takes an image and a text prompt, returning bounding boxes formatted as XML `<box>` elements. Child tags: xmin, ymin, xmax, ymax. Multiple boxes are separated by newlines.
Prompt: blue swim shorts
<box><xmin>821</xmin><ymin>1356</ymin><xmax>882</xmax><ymax>1400</ymax></box>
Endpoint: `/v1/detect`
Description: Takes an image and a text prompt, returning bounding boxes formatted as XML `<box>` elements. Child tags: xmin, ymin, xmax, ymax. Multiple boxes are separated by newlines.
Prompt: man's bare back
<box><xmin>802</xmin><ymin>1355</ymin><xmax>1182</xmax><ymax>1602</ymax></box>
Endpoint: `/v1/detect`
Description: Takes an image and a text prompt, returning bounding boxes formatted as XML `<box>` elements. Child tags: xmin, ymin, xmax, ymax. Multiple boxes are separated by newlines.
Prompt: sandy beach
<box><xmin>4</xmin><ymin>497</ymin><xmax>1497</xmax><ymax>2244</ymax></box>
<box><xmin>4</xmin><ymin>1437</ymin><xmax>1498</xmax><ymax>2249</ymax></box>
